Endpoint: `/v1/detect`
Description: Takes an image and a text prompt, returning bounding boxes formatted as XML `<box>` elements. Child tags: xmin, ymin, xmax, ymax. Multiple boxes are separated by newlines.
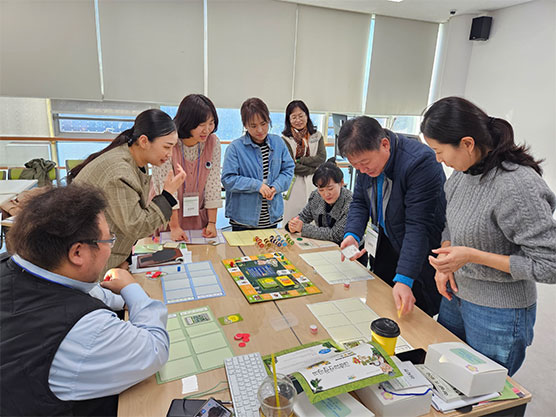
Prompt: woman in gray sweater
<box><xmin>421</xmin><ymin>96</ymin><xmax>556</xmax><ymax>376</ymax></box>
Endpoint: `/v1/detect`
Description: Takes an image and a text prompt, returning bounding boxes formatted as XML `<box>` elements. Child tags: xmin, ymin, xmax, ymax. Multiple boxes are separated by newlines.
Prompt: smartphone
<box><xmin>395</xmin><ymin>348</ymin><xmax>427</xmax><ymax>365</ymax></box>
<box><xmin>166</xmin><ymin>399</ymin><xmax>205</xmax><ymax>417</ymax></box>
<box><xmin>193</xmin><ymin>398</ymin><xmax>232</xmax><ymax>417</ymax></box>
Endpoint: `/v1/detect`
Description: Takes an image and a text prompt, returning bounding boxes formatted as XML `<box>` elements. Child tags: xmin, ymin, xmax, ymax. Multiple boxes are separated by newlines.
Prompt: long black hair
<box><xmin>174</xmin><ymin>94</ymin><xmax>219</xmax><ymax>139</ymax></box>
<box><xmin>421</xmin><ymin>96</ymin><xmax>542</xmax><ymax>176</ymax></box>
<box><xmin>69</xmin><ymin>109</ymin><xmax>176</xmax><ymax>181</ymax></box>
<box><xmin>282</xmin><ymin>100</ymin><xmax>317</xmax><ymax>137</ymax></box>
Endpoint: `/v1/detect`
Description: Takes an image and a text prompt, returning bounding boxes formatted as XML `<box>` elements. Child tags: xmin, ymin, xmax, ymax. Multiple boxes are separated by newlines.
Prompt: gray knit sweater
<box><xmin>442</xmin><ymin>163</ymin><xmax>556</xmax><ymax>308</ymax></box>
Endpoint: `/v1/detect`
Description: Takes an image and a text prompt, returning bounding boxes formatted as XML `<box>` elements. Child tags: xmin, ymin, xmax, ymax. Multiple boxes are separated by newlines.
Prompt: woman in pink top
<box><xmin>152</xmin><ymin>94</ymin><xmax>222</xmax><ymax>241</ymax></box>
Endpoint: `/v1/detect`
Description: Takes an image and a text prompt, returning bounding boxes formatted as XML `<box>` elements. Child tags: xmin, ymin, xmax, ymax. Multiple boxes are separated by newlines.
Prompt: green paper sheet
<box><xmin>156</xmin><ymin>306</ymin><xmax>234</xmax><ymax>384</ymax></box>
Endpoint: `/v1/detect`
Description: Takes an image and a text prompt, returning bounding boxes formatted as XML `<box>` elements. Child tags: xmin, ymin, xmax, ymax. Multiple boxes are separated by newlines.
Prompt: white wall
<box><xmin>0</xmin><ymin>97</ymin><xmax>50</xmax><ymax>137</ymax></box>
<box><xmin>439</xmin><ymin>0</ymin><xmax>556</xmax><ymax>190</ymax></box>
<box><xmin>431</xmin><ymin>14</ymin><xmax>475</xmax><ymax>101</ymax></box>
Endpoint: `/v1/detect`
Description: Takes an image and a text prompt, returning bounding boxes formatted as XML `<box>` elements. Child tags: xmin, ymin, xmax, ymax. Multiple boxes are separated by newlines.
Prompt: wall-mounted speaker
<box><xmin>469</xmin><ymin>16</ymin><xmax>492</xmax><ymax>41</ymax></box>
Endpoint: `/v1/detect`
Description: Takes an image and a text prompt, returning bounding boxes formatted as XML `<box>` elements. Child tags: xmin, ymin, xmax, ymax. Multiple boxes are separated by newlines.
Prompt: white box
<box><xmin>355</xmin><ymin>360</ymin><xmax>432</xmax><ymax>417</ymax></box>
<box><xmin>425</xmin><ymin>342</ymin><xmax>507</xmax><ymax>397</ymax></box>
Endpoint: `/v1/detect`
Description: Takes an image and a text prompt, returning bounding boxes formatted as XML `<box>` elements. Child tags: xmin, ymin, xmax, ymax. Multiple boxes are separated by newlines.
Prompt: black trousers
<box><xmin>369</xmin><ymin>228</ymin><xmax>440</xmax><ymax>317</ymax></box>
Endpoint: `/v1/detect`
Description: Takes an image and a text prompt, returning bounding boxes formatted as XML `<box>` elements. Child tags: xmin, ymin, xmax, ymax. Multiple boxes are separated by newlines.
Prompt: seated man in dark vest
<box><xmin>0</xmin><ymin>184</ymin><xmax>170</xmax><ymax>417</ymax></box>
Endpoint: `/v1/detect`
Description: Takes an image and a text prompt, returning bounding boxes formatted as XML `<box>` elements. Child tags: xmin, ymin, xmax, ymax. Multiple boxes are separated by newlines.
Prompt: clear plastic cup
<box><xmin>257</xmin><ymin>373</ymin><xmax>296</xmax><ymax>417</ymax></box>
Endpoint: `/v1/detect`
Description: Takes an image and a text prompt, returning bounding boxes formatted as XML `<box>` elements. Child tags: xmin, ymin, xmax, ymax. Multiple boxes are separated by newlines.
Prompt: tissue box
<box><xmin>355</xmin><ymin>359</ymin><xmax>432</xmax><ymax>417</ymax></box>
<box><xmin>425</xmin><ymin>342</ymin><xmax>507</xmax><ymax>397</ymax></box>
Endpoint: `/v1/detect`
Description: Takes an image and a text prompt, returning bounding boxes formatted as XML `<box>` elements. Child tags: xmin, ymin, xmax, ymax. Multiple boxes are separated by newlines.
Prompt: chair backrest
<box><xmin>0</xmin><ymin>171</ymin><xmax>6</xmax><ymax>180</ymax></box>
<box><xmin>66</xmin><ymin>159</ymin><xmax>84</xmax><ymax>171</ymax></box>
<box><xmin>8</xmin><ymin>168</ymin><xmax>24</xmax><ymax>179</ymax></box>
<box><xmin>9</xmin><ymin>167</ymin><xmax>57</xmax><ymax>182</ymax></box>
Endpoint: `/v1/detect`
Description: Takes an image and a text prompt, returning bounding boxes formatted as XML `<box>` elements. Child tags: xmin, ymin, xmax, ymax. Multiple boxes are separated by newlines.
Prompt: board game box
<box><xmin>222</xmin><ymin>252</ymin><xmax>321</xmax><ymax>303</ymax></box>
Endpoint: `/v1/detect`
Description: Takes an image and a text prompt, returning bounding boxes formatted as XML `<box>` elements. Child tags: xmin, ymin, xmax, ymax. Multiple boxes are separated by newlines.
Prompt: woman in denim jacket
<box><xmin>222</xmin><ymin>98</ymin><xmax>295</xmax><ymax>230</ymax></box>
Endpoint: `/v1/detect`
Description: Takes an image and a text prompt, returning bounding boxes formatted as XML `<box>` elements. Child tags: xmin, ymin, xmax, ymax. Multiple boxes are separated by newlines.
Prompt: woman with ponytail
<box><xmin>71</xmin><ymin>109</ymin><xmax>186</xmax><ymax>273</ymax></box>
<box><xmin>421</xmin><ymin>96</ymin><xmax>556</xmax><ymax>375</ymax></box>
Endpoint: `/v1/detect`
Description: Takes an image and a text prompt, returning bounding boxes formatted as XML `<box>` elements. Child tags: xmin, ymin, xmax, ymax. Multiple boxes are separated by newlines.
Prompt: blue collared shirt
<box><xmin>12</xmin><ymin>255</ymin><xmax>170</xmax><ymax>401</ymax></box>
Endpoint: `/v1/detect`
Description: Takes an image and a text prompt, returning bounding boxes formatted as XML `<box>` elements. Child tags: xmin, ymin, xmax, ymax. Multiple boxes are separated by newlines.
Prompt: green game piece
<box><xmin>297</xmin><ymin>237</ymin><xmax>303</xmax><ymax>241</ymax></box>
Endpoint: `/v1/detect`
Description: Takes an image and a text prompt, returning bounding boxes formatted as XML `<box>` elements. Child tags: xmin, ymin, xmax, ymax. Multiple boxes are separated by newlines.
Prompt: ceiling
<box><xmin>277</xmin><ymin>0</ymin><xmax>533</xmax><ymax>23</ymax></box>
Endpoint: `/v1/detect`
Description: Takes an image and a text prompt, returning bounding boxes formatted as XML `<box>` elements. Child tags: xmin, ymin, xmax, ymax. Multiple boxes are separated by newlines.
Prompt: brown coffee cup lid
<box><xmin>371</xmin><ymin>318</ymin><xmax>400</xmax><ymax>338</ymax></box>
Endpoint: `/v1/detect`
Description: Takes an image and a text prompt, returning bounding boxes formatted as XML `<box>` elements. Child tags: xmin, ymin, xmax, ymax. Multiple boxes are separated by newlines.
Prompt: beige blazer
<box><xmin>74</xmin><ymin>145</ymin><xmax>172</xmax><ymax>273</ymax></box>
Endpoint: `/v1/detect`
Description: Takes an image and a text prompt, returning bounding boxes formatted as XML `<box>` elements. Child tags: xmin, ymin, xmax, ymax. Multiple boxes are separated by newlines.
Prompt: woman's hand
<box><xmin>163</xmin><ymin>164</ymin><xmax>186</xmax><ymax>195</ymax></box>
<box><xmin>288</xmin><ymin>216</ymin><xmax>303</xmax><ymax>233</ymax></box>
<box><xmin>434</xmin><ymin>270</ymin><xmax>458</xmax><ymax>300</ymax></box>
<box><xmin>203</xmin><ymin>222</ymin><xmax>217</xmax><ymax>238</ymax></box>
<box><xmin>429</xmin><ymin>246</ymin><xmax>473</xmax><ymax>273</ymax></box>
<box><xmin>170</xmin><ymin>226</ymin><xmax>188</xmax><ymax>242</ymax></box>
<box><xmin>266</xmin><ymin>187</ymin><xmax>277</xmax><ymax>200</ymax></box>
<box><xmin>259</xmin><ymin>183</ymin><xmax>272</xmax><ymax>199</ymax></box>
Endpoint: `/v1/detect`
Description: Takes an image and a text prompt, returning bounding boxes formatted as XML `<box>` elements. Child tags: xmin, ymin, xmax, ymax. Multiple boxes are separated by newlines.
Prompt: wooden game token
<box><xmin>296</xmin><ymin>237</ymin><xmax>303</xmax><ymax>241</ymax></box>
<box><xmin>239</xmin><ymin>342</ymin><xmax>246</xmax><ymax>347</ymax></box>
<box><xmin>310</xmin><ymin>325</ymin><xmax>318</xmax><ymax>334</ymax></box>
<box><xmin>344</xmin><ymin>282</ymin><xmax>351</xmax><ymax>289</ymax></box>
<box><xmin>234</xmin><ymin>334</ymin><xmax>244</xmax><ymax>340</ymax></box>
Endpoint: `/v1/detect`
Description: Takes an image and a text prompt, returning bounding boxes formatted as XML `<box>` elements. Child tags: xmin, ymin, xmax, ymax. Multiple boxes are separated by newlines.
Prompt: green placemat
<box><xmin>156</xmin><ymin>306</ymin><xmax>234</xmax><ymax>384</ymax></box>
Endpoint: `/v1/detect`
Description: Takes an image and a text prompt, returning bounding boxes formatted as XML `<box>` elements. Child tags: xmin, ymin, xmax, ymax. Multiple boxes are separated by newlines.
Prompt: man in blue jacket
<box><xmin>339</xmin><ymin>116</ymin><xmax>445</xmax><ymax>316</ymax></box>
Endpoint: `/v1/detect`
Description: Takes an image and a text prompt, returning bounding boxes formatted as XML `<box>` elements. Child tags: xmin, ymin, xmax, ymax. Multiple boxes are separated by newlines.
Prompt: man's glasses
<box><xmin>80</xmin><ymin>233</ymin><xmax>117</xmax><ymax>248</ymax></box>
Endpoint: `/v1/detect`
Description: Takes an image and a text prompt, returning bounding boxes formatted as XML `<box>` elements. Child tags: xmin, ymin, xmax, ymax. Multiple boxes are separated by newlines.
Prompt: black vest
<box><xmin>0</xmin><ymin>255</ymin><xmax>117</xmax><ymax>416</ymax></box>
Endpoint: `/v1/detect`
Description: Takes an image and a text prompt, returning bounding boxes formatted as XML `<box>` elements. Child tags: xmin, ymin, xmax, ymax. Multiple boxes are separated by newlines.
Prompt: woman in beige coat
<box><xmin>282</xmin><ymin>100</ymin><xmax>326</xmax><ymax>224</ymax></box>
<box><xmin>71</xmin><ymin>109</ymin><xmax>186</xmax><ymax>272</ymax></box>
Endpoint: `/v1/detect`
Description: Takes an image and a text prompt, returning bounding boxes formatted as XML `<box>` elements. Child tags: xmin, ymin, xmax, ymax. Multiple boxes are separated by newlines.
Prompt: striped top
<box><xmin>230</xmin><ymin>138</ymin><xmax>281</xmax><ymax>229</ymax></box>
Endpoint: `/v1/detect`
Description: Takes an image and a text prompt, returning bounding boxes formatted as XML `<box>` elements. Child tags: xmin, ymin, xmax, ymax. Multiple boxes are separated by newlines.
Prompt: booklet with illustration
<box><xmin>262</xmin><ymin>340</ymin><xmax>401</xmax><ymax>403</ymax></box>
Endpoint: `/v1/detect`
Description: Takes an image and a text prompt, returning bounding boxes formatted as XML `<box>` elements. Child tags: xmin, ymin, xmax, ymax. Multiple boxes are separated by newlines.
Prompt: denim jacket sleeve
<box><xmin>221</xmin><ymin>141</ymin><xmax>263</xmax><ymax>193</ymax></box>
<box><xmin>269</xmin><ymin>141</ymin><xmax>295</xmax><ymax>193</ymax></box>
<box><xmin>344</xmin><ymin>172</ymin><xmax>370</xmax><ymax>241</ymax></box>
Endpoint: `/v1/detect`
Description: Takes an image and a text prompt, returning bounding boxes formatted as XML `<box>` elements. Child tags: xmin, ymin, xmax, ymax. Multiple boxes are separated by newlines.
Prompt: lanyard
<box><xmin>180</xmin><ymin>141</ymin><xmax>202</xmax><ymax>193</ymax></box>
<box><xmin>369</xmin><ymin>173</ymin><xmax>385</xmax><ymax>229</ymax></box>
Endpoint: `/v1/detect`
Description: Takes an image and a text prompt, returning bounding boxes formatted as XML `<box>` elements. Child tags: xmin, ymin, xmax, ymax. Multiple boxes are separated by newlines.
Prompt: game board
<box><xmin>161</xmin><ymin>261</ymin><xmax>225</xmax><ymax>304</ymax></box>
<box><xmin>222</xmin><ymin>252</ymin><xmax>321</xmax><ymax>303</ymax></box>
<box><xmin>156</xmin><ymin>306</ymin><xmax>234</xmax><ymax>384</ymax></box>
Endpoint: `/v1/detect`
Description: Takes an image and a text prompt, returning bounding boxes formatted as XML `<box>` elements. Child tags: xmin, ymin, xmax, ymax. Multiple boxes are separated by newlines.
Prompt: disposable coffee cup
<box><xmin>371</xmin><ymin>318</ymin><xmax>400</xmax><ymax>356</ymax></box>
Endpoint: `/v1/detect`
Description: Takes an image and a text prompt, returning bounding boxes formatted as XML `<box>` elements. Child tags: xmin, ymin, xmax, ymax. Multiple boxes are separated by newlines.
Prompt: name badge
<box><xmin>364</xmin><ymin>220</ymin><xmax>379</xmax><ymax>258</ymax></box>
<box><xmin>182</xmin><ymin>195</ymin><xmax>199</xmax><ymax>217</ymax></box>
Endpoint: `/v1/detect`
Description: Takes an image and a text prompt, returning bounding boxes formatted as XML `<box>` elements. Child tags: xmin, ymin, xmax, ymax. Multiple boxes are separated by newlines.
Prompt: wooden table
<box><xmin>118</xmin><ymin>231</ymin><xmax>531</xmax><ymax>417</ymax></box>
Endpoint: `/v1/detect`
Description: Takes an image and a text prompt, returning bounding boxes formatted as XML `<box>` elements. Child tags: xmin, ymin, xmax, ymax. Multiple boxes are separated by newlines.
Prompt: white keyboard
<box><xmin>224</xmin><ymin>352</ymin><xmax>268</xmax><ymax>417</ymax></box>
